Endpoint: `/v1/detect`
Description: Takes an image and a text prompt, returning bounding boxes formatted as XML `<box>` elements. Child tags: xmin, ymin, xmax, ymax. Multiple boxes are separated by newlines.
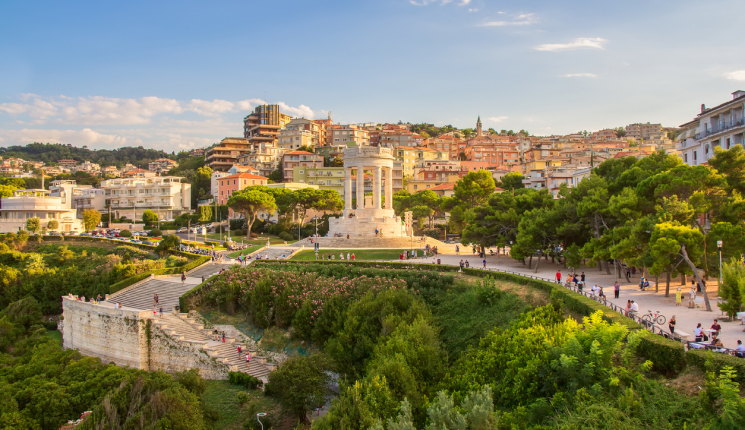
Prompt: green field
<box><xmin>290</xmin><ymin>249</ymin><xmax>427</xmax><ymax>261</ymax></box>
<box><xmin>202</xmin><ymin>380</ymin><xmax>282</xmax><ymax>430</ymax></box>
<box><xmin>227</xmin><ymin>245</ymin><xmax>262</xmax><ymax>258</ymax></box>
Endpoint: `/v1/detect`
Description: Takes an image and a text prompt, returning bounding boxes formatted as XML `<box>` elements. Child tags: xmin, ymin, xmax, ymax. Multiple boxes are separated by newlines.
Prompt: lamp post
<box><xmin>256</xmin><ymin>412</ymin><xmax>267</xmax><ymax>430</ymax></box>
<box><xmin>717</xmin><ymin>240</ymin><xmax>723</xmax><ymax>285</ymax></box>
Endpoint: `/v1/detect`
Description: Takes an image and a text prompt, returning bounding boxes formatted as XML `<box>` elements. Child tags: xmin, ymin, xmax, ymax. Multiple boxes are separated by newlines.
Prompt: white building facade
<box><xmin>97</xmin><ymin>176</ymin><xmax>191</xmax><ymax>221</ymax></box>
<box><xmin>677</xmin><ymin>91</ymin><xmax>745</xmax><ymax>166</ymax></box>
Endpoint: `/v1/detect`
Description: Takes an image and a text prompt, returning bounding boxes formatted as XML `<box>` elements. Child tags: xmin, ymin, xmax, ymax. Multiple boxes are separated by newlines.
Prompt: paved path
<box><xmin>385</xmin><ymin>252</ymin><xmax>745</xmax><ymax>349</ymax></box>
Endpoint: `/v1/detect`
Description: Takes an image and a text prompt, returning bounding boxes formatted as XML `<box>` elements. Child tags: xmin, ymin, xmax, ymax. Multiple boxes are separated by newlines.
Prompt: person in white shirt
<box><xmin>590</xmin><ymin>285</ymin><xmax>596</xmax><ymax>297</ymax></box>
<box><xmin>629</xmin><ymin>301</ymin><xmax>639</xmax><ymax>314</ymax></box>
<box><xmin>694</xmin><ymin>323</ymin><xmax>705</xmax><ymax>342</ymax></box>
<box><xmin>735</xmin><ymin>340</ymin><xmax>745</xmax><ymax>358</ymax></box>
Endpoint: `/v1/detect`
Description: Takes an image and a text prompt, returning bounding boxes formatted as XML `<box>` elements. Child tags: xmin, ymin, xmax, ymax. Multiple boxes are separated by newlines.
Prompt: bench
<box><xmin>674</xmin><ymin>330</ymin><xmax>691</xmax><ymax>341</ymax></box>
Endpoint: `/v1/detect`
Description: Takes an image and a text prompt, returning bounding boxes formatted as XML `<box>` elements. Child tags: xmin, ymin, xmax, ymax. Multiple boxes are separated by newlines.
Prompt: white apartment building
<box><xmin>677</xmin><ymin>90</ymin><xmax>745</xmax><ymax>166</ymax></box>
<box><xmin>237</xmin><ymin>142</ymin><xmax>289</xmax><ymax>177</ymax></box>
<box><xmin>523</xmin><ymin>167</ymin><xmax>592</xmax><ymax>198</ymax></box>
<box><xmin>73</xmin><ymin>161</ymin><xmax>101</xmax><ymax>174</ymax></box>
<box><xmin>96</xmin><ymin>176</ymin><xmax>191</xmax><ymax>221</ymax></box>
<box><xmin>148</xmin><ymin>158</ymin><xmax>178</xmax><ymax>174</ymax></box>
<box><xmin>0</xmin><ymin>186</ymin><xmax>84</xmax><ymax>233</ymax></box>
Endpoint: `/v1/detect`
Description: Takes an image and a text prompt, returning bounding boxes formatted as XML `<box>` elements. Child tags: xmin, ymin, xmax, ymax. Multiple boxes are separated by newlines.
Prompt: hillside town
<box><xmin>3</xmin><ymin>90</ymin><xmax>743</xmax><ymax>233</ymax></box>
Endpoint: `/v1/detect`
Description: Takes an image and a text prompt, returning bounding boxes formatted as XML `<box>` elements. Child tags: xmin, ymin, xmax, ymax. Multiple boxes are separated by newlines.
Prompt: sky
<box><xmin>1</xmin><ymin>0</ymin><xmax>745</xmax><ymax>152</ymax></box>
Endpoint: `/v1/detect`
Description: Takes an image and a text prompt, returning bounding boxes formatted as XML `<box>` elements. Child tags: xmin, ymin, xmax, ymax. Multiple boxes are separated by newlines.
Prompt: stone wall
<box><xmin>149</xmin><ymin>324</ymin><xmax>229</xmax><ymax>379</ymax></box>
<box><xmin>62</xmin><ymin>297</ymin><xmax>229</xmax><ymax>379</ymax></box>
<box><xmin>62</xmin><ymin>298</ymin><xmax>149</xmax><ymax>369</ymax></box>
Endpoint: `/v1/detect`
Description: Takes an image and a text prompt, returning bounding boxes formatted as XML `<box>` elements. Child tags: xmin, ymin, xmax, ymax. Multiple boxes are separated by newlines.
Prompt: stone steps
<box><xmin>290</xmin><ymin>236</ymin><xmax>457</xmax><ymax>252</ymax></box>
<box><xmin>158</xmin><ymin>314</ymin><xmax>274</xmax><ymax>380</ymax></box>
<box><xmin>188</xmin><ymin>263</ymin><xmax>235</xmax><ymax>279</ymax></box>
<box><xmin>109</xmin><ymin>279</ymin><xmax>193</xmax><ymax>312</ymax></box>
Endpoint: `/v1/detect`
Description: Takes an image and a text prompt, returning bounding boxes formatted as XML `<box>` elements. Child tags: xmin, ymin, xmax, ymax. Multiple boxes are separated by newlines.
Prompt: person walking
<box><xmin>675</xmin><ymin>287</ymin><xmax>682</xmax><ymax>306</ymax></box>
<box><xmin>614</xmin><ymin>281</ymin><xmax>620</xmax><ymax>299</ymax></box>
<box><xmin>181</xmin><ymin>272</ymin><xmax>186</xmax><ymax>284</ymax></box>
<box><xmin>246</xmin><ymin>352</ymin><xmax>251</xmax><ymax>365</ymax></box>
<box><xmin>668</xmin><ymin>316</ymin><xmax>676</xmax><ymax>334</ymax></box>
<box><xmin>581</xmin><ymin>272</ymin><xmax>585</xmax><ymax>284</ymax></box>
<box><xmin>347</xmin><ymin>252</ymin><xmax>350</xmax><ymax>261</ymax></box>
<box><xmin>555</xmin><ymin>270</ymin><xmax>562</xmax><ymax>284</ymax></box>
<box><xmin>237</xmin><ymin>344</ymin><xmax>242</xmax><ymax>357</ymax></box>
<box><xmin>159</xmin><ymin>306</ymin><xmax>163</xmax><ymax>318</ymax></box>
<box><xmin>482</xmin><ymin>259</ymin><xmax>486</xmax><ymax>269</ymax></box>
<box><xmin>688</xmin><ymin>285</ymin><xmax>696</xmax><ymax>308</ymax></box>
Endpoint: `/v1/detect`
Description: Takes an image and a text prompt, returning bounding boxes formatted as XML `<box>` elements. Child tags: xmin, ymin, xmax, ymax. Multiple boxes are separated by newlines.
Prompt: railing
<box><xmin>695</xmin><ymin>119</ymin><xmax>745</xmax><ymax>140</ymax></box>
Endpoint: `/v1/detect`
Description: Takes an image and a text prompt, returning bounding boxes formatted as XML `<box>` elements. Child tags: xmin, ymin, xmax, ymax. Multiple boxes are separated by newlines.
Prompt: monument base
<box><xmin>328</xmin><ymin>211</ymin><xmax>406</xmax><ymax>238</ymax></box>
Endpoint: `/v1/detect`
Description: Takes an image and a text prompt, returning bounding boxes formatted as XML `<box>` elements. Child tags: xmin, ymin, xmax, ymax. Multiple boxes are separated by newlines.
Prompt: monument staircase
<box><xmin>290</xmin><ymin>236</ymin><xmax>458</xmax><ymax>253</ymax></box>
<box><xmin>151</xmin><ymin>313</ymin><xmax>274</xmax><ymax>381</ymax></box>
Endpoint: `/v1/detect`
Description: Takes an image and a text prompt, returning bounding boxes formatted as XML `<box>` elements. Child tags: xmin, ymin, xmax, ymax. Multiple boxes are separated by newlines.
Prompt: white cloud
<box><xmin>486</xmin><ymin>116</ymin><xmax>508</xmax><ymax>123</ymax></box>
<box><xmin>0</xmin><ymin>128</ymin><xmax>130</xmax><ymax>147</ymax></box>
<box><xmin>459</xmin><ymin>0</ymin><xmax>471</xmax><ymax>5</ymax></box>
<box><xmin>535</xmin><ymin>37</ymin><xmax>607</xmax><ymax>52</ymax></box>
<box><xmin>562</xmin><ymin>73</ymin><xmax>597</xmax><ymax>78</ymax></box>
<box><xmin>724</xmin><ymin>70</ymin><xmax>745</xmax><ymax>81</ymax></box>
<box><xmin>236</xmin><ymin>98</ymin><xmax>266</xmax><ymax>110</ymax></box>
<box><xmin>187</xmin><ymin>99</ymin><xmax>236</xmax><ymax>116</ymax></box>
<box><xmin>278</xmin><ymin>102</ymin><xmax>314</xmax><ymax>118</ymax></box>
<box><xmin>468</xmin><ymin>8</ymin><xmax>478</xmax><ymax>12</ymax></box>
<box><xmin>480</xmin><ymin>13</ymin><xmax>536</xmax><ymax>27</ymax></box>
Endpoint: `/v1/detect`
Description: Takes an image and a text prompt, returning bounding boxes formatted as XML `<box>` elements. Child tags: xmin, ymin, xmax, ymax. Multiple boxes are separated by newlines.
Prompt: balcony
<box><xmin>695</xmin><ymin>118</ymin><xmax>745</xmax><ymax>140</ymax></box>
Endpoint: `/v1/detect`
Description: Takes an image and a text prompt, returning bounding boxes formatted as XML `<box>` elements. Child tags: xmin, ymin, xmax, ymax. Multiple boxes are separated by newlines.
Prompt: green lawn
<box><xmin>202</xmin><ymin>380</ymin><xmax>284</xmax><ymax>430</ymax></box>
<box><xmin>291</xmin><ymin>249</ymin><xmax>428</xmax><ymax>261</ymax></box>
<box><xmin>45</xmin><ymin>329</ymin><xmax>63</xmax><ymax>345</ymax></box>
<box><xmin>227</xmin><ymin>245</ymin><xmax>262</xmax><ymax>258</ymax></box>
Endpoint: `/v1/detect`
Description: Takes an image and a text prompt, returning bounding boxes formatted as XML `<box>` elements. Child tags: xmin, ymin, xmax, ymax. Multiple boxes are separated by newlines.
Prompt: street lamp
<box><xmin>717</xmin><ymin>240</ymin><xmax>723</xmax><ymax>285</ymax></box>
<box><xmin>256</xmin><ymin>412</ymin><xmax>267</xmax><ymax>430</ymax></box>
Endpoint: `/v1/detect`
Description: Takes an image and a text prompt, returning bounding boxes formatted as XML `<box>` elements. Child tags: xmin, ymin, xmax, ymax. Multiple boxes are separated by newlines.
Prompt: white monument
<box><xmin>328</xmin><ymin>146</ymin><xmax>406</xmax><ymax>238</ymax></box>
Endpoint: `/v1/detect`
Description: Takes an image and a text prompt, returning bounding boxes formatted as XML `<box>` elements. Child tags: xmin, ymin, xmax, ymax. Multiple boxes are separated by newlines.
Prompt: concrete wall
<box><xmin>62</xmin><ymin>297</ymin><xmax>229</xmax><ymax>379</ymax></box>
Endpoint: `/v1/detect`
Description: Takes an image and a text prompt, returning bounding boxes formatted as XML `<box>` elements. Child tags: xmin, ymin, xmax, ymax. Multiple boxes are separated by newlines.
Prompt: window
<box><xmin>693</xmin><ymin>151</ymin><xmax>698</xmax><ymax>161</ymax></box>
<box><xmin>727</xmin><ymin>138</ymin><xmax>731</xmax><ymax>149</ymax></box>
<box><xmin>233</xmin><ymin>180</ymin><xmax>236</xmax><ymax>185</ymax></box>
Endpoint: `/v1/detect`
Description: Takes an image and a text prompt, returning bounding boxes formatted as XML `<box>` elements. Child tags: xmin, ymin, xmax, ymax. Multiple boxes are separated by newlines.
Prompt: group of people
<box><xmin>424</xmin><ymin>244</ymin><xmax>438</xmax><ymax>255</ymax></box>
<box><xmin>212</xmin><ymin>329</ymin><xmax>226</xmax><ymax>342</ymax></box>
<box><xmin>178</xmin><ymin>244</ymin><xmax>216</xmax><ymax>256</ymax></box>
<box><xmin>226</xmin><ymin>243</ymin><xmax>251</xmax><ymax>251</ymax></box>
<box><xmin>399</xmin><ymin>250</ymin><xmax>419</xmax><ymax>260</ymax></box>
<box><xmin>316</xmin><ymin>252</ymin><xmax>356</xmax><ymax>261</ymax></box>
<box><xmin>237</xmin><ymin>344</ymin><xmax>251</xmax><ymax>364</ymax></box>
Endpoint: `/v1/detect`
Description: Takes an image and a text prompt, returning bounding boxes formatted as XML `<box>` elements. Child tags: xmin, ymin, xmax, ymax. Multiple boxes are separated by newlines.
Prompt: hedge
<box><xmin>248</xmin><ymin>260</ymin><xmax>690</xmax><ymax>375</ymax></box>
<box><xmin>108</xmin><ymin>256</ymin><xmax>210</xmax><ymax>296</ymax></box>
<box><xmin>686</xmin><ymin>349</ymin><xmax>745</xmax><ymax>384</ymax></box>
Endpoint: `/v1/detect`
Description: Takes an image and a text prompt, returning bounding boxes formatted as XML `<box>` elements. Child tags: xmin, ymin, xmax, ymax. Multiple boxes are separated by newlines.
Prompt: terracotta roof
<box><xmin>430</xmin><ymin>183</ymin><xmax>455</xmax><ymax>191</ymax></box>
<box><xmin>222</xmin><ymin>173</ymin><xmax>268</xmax><ymax>180</ymax></box>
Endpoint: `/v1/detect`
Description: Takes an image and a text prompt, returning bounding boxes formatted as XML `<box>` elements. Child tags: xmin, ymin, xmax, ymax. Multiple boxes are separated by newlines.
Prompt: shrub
<box><xmin>119</xmin><ymin>230</ymin><xmax>132</xmax><ymax>238</ymax></box>
<box><xmin>636</xmin><ymin>331</ymin><xmax>686</xmax><ymax>375</ymax></box>
<box><xmin>227</xmin><ymin>371</ymin><xmax>263</xmax><ymax>390</ymax></box>
<box><xmin>686</xmin><ymin>349</ymin><xmax>745</xmax><ymax>384</ymax></box>
<box><xmin>148</xmin><ymin>229</ymin><xmax>162</xmax><ymax>237</ymax></box>
<box><xmin>279</xmin><ymin>231</ymin><xmax>295</xmax><ymax>241</ymax></box>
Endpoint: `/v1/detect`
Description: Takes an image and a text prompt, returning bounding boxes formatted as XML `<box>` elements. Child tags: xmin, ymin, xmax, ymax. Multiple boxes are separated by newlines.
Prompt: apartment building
<box><xmin>102</xmin><ymin>166</ymin><xmax>120</xmax><ymax>177</ymax></box>
<box><xmin>379</xmin><ymin>130</ymin><xmax>424</xmax><ymax>147</ymax></box>
<box><xmin>148</xmin><ymin>158</ymin><xmax>178</xmax><ymax>174</ymax></box>
<box><xmin>205</xmin><ymin>137</ymin><xmax>251</xmax><ymax>171</ymax></box>
<box><xmin>238</xmin><ymin>142</ymin><xmax>289</xmax><ymax>177</ymax></box>
<box><xmin>292</xmin><ymin>166</ymin><xmax>346</xmax><ymax>196</ymax></box>
<box><xmin>314</xmin><ymin>144</ymin><xmax>347</xmax><ymax>160</ymax></box>
<box><xmin>677</xmin><ymin>91</ymin><xmax>745</xmax><ymax>166</ymax></box>
<box><xmin>591</xmin><ymin>129</ymin><xmax>618</xmax><ymax>141</ymax></box>
<box><xmin>58</xmin><ymin>159</ymin><xmax>77</xmax><ymax>168</ymax></box>
<box><xmin>72</xmin><ymin>161</ymin><xmax>101</xmax><ymax>175</ymax></box>
<box><xmin>243</xmin><ymin>104</ymin><xmax>292</xmax><ymax>145</ymax></box>
<box><xmin>278</xmin><ymin>118</ymin><xmax>324</xmax><ymax>150</ymax></box>
<box><xmin>625</xmin><ymin>123</ymin><xmax>664</xmax><ymax>140</ymax></box>
<box><xmin>545</xmin><ymin>167</ymin><xmax>592</xmax><ymax>198</ymax></box>
<box><xmin>330</xmin><ymin>124</ymin><xmax>369</xmax><ymax>146</ymax></box>
<box><xmin>97</xmin><ymin>176</ymin><xmax>191</xmax><ymax>221</ymax></box>
<box><xmin>395</xmin><ymin>146</ymin><xmax>449</xmax><ymax>177</ymax></box>
<box><xmin>463</xmin><ymin>144</ymin><xmax>520</xmax><ymax>167</ymax></box>
<box><xmin>281</xmin><ymin>151</ymin><xmax>323</xmax><ymax>181</ymax></box>
<box><xmin>215</xmin><ymin>173</ymin><xmax>268</xmax><ymax>206</ymax></box>
<box><xmin>421</xmin><ymin>136</ymin><xmax>466</xmax><ymax>160</ymax></box>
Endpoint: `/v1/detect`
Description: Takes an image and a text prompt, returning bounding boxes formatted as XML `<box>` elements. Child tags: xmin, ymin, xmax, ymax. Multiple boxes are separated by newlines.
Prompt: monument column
<box><xmin>374</xmin><ymin>166</ymin><xmax>382</xmax><ymax>209</ymax></box>
<box><xmin>344</xmin><ymin>167</ymin><xmax>352</xmax><ymax>212</ymax></box>
<box><xmin>356</xmin><ymin>165</ymin><xmax>365</xmax><ymax>209</ymax></box>
<box><xmin>385</xmin><ymin>167</ymin><xmax>393</xmax><ymax>209</ymax></box>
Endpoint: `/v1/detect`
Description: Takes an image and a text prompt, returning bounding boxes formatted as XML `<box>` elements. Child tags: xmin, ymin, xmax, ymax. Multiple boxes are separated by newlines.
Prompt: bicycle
<box><xmin>641</xmin><ymin>310</ymin><xmax>666</xmax><ymax>326</ymax></box>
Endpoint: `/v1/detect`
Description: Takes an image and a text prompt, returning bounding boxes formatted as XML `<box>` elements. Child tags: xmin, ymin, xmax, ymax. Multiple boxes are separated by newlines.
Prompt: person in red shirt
<box><xmin>556</xmin><ymin>271</ymin><xmax>562</xmax><ymax>284</ymax></box>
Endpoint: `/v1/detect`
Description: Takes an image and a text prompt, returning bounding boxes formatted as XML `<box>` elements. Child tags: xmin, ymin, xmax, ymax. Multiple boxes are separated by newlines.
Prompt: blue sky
<box><xmin>1</xmin><ymin>0</ymin><xmax>744</xmax><ymax>151</ymax></box>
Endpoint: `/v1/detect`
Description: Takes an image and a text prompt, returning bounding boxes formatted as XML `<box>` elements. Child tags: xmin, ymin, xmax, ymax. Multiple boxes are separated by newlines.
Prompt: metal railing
<box><xmin>695</xmin><ymin>119</ymin><xmax>745</xmax><ymax>140</ymax></box>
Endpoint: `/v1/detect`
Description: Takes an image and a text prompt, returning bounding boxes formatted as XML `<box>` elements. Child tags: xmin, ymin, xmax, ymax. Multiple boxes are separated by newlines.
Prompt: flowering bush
<box><xmin>194</xmin><ymin>266</ymin><xmax>408</xmax><ymax>336</ymax></box>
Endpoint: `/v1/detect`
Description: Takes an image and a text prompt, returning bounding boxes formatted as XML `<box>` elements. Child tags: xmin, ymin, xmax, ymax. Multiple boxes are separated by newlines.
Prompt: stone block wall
<box><xmin>62</xmin><ymin>298</ymin><xmax>149</xmax><ymax>369</ymax></box>
<box><xmin>62</xmin><ymin>297</ymin><xmax>230</xmax><ymax>379</ymax></box>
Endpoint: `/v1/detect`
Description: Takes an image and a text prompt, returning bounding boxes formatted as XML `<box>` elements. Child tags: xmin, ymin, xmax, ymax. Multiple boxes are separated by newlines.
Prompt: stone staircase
<box><xmin>108</xmin><ymin>278</ymin><xmax>193</xmax><ymax>312</ymax></box>
<box><xmin>153</xmin><ymin>313</ymin><xmax>275</xmax><ymax>381</ymax></box>
<box><xmin>290</xmin><ymin>236</ymin><xmax>457</xmax><ymax>253</ymax></box>
<box><xmin>188</xmin><ymin>263</ymin><xmax>235</xmax><ymax>279</ymax></box>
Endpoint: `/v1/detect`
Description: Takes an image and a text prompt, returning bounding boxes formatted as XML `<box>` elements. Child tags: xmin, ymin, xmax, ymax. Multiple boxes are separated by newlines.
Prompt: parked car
<box><xmin>142</xmin><ymin>240</ymin><xmax>154</xmax><ymax>246</ymax></box>
<box><xmin>176</xmin><ymin>227</ymin><xmax>187</xmax><ymax>233</ymax></box>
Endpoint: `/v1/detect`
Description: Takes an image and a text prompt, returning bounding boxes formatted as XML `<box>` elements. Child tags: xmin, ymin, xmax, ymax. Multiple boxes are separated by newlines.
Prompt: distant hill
<box><xmin>0</xmin><ymin>142</ymin><xmax>175</xmax><ymax>168</ymax></box>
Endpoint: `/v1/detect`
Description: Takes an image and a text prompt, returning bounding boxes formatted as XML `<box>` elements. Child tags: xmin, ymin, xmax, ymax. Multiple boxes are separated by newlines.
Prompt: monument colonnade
<box><xmin>343</xmin><ymin>162</ymin><xmax>393</xmax><ymax>212</ymax></box>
